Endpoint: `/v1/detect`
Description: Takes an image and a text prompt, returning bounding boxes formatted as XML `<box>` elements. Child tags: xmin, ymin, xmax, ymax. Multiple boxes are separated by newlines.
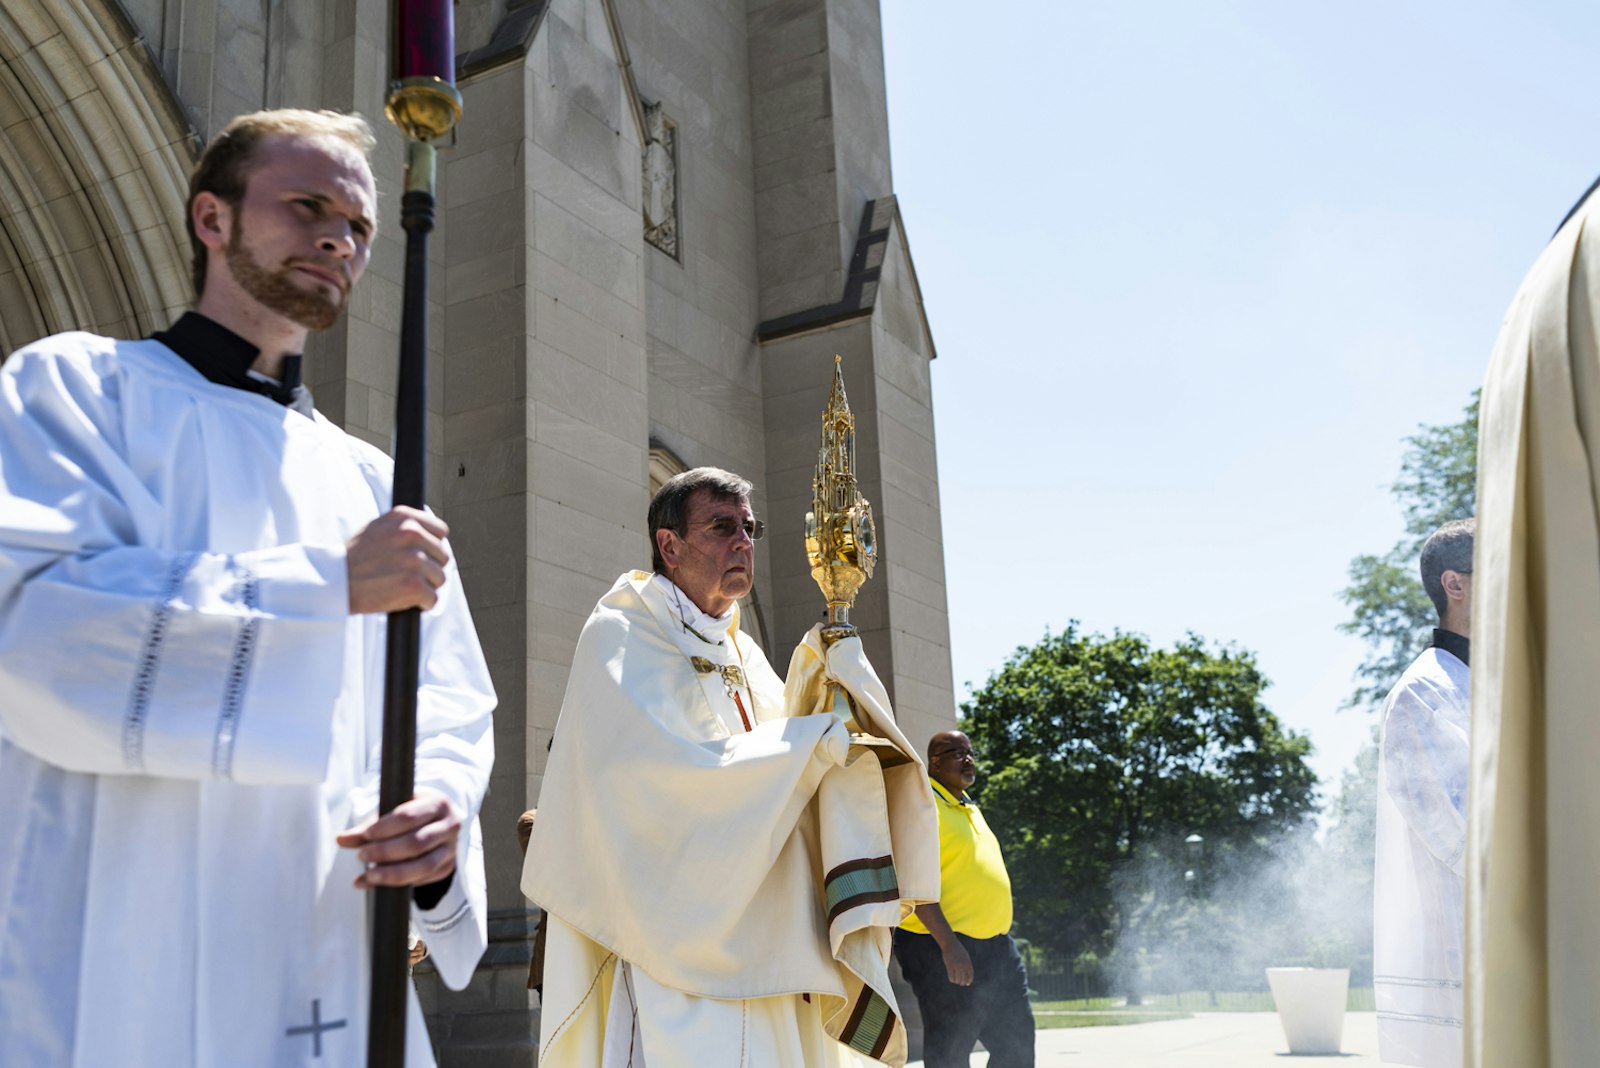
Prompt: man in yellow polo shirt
<box><xmin>895</xmin><ymin>731</ymin><xmax>1035</xmax><ymax>1067</ymax></box>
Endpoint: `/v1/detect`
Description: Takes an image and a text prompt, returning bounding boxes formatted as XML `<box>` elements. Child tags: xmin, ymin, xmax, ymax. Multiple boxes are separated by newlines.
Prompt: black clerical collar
<box><xmin>151</xmin><ymin>312</ymin><xmax>313</xmax><ymax>416</ymax></box>
<box><xmin>1432</xmin><ymin>628</ymin><xmax>1470</xmax><ymax>669</ymax></box>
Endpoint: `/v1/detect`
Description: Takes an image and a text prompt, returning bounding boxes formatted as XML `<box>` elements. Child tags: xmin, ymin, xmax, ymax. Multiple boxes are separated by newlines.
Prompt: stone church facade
<box><xmin>0</xmin><ymin>0</ymin><xmax>953</xmax><ymax>1060</ymax></box>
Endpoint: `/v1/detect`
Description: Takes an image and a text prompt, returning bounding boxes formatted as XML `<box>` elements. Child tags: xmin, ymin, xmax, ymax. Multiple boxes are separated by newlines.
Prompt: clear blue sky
<box><xmin>880</xmin><ymin>1</ymin><xmax>1600</xmax><ymax>798</ymax></box>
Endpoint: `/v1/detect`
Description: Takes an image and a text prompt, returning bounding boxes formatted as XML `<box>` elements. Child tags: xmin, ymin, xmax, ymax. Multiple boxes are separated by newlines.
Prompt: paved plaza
<box><xmin>911</xmin><ymin>1012</ymin><xmax>1385</xmax><ymax>1067</ymax></box>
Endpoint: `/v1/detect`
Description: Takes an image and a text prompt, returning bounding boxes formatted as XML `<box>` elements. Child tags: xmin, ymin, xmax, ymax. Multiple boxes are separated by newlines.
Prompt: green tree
<box><xmin>1340</xmin><ymin>393</ymin><xmax>1478</xmax><ymax>707</ymax></box>
<box><xmin>961</xmin><ymin>626</ymin><xmax>1318</xmax><ymax>978</ymax></box>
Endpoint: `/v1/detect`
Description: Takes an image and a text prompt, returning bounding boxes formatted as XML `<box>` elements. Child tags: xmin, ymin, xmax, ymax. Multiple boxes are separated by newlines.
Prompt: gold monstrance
<box><xmin>805</xmin><ymin>357</ymin><xmax>907</xmax><ymax>766</ymax></box>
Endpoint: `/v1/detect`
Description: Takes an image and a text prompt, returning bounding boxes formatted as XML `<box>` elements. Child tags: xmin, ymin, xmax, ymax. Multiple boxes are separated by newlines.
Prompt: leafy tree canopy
<box><xmin>962</xmin><ymin>625</ymin><xmax>1318</xmax><ymax>965</ymax></box>
<box><xmin>1340</xmin><ymin>393</ymin><xmax>1478</xmax><ymax>708</ymax></box>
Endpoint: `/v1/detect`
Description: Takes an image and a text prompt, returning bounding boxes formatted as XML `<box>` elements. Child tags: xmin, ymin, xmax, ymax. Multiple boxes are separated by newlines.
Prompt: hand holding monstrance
<box><xmin>805</xmin><ymin>356</ymin><xmax>909</xmax><ymax>766</ymax></box>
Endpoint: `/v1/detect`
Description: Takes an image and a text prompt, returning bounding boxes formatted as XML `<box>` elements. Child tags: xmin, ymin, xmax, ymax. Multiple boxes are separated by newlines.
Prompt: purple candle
<box><xmin>393</xmin><ymin>0</ymin><xmax>455</xmax><ymax>84</ymax></box>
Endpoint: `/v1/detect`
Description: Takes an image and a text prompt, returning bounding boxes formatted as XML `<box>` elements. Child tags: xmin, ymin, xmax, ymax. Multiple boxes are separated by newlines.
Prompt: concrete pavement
<box><xmin>911</xmin><ymin>1011</ymin><xmax>1385</xmax><ymax>1067</ymax></box>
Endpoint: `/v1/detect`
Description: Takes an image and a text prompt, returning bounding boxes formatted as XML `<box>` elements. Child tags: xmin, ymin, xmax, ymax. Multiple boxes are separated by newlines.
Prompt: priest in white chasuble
<box><xmin>523</xmin><ymin>467</ymin><xmax>939</xmax><ymax>1067</ymax></box>
<box><xmin>0</xmin><ymin>110</ymin><xmax>495</xmax><ymax>1067</ymax></box>
<box><xmin>1467</xmin><ymin>178</ymin><xmax>1600</xmax><ymax>1067</ymax></box>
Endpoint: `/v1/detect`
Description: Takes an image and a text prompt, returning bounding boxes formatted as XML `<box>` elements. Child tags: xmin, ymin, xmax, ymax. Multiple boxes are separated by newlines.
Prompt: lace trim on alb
<box><xmin>122</xmin><ymin>553</ymin><xmax>197</xmax><ymax>769</ymax></box>
<box><xmin>420</xmin><ymin>899</ymin><xmax>471</xmax><ymax>934</ymax></box>
<box><xmin>212</xmin><ymin>565</ymin><xmax>261</xmax><ymax>779</ymax></box>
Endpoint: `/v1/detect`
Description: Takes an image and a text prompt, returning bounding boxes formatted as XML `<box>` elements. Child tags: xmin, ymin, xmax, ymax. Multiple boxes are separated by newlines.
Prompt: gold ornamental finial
<box><xmin>802</xmin><ymin>357</ymin><xmax>905</xmax><ymax>766</ymax></box>
<box><xmin>805</xmin><ymin>355</ymin><xmax>878</xmax><ymax>639</ymax></box>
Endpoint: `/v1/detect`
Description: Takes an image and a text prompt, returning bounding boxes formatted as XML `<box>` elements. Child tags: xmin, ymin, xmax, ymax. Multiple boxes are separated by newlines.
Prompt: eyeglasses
<box><xmin>930</xmin><ymin>748</ymin><xmax>975</xmax><ymax>762</ymax></box>
<box><xmin>695</xmin><ymin>516</ymin><xmax>766</xmax><ymax>541</ymax></box>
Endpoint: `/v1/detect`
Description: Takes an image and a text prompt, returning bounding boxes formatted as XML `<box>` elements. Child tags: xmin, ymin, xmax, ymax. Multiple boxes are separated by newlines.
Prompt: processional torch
<box><xmin>371</xmin><ymin>3</ymin><xmax>461</xmax><ymax>1064</ymax></box>
<box><xmin>805</xmin><ymin>357</ymin><xmax>909</xmax><ymax>767</ymax></box>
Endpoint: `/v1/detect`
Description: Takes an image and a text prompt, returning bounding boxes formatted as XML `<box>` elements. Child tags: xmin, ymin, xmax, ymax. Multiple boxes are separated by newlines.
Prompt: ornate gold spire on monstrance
<box><xmin>806</xmin><ymin>357</ymin><xmax>907</xmax><ymax>765</ymax></box>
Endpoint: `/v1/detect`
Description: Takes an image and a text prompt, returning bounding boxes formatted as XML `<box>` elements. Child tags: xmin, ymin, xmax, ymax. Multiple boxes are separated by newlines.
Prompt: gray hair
<box><xmin>648</xmin><ymin>467</ymin><xmax>753</xmax><ymax>573</ymax></box>
<box><xmin>1420</xmin><ymin>517</ymin><xmax>1475</xmax><ymax>619</ymax></box>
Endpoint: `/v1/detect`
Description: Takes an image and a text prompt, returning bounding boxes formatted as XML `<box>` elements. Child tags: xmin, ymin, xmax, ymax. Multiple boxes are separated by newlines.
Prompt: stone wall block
<box><xmin>531</xmin><ymin>285</ymin><xmax>628</xmax><ymax>378</ymax></box>
<box><xmin>877</xmin><ymin>411</ymin><xmax>939</xmax><ymax>483</ymax></box>
<box><xmin>445</xmin><ymin>186</ymin><xmax>525</xmax><ymax>267</ymax></box>
<box><xmin>445</xmin><ymin>247</ymin><xmax>525</xmax><ymax>311</ymax></box>
<box><xmin>441</xmin><ymin>432</ymin><xmax>527</xmax><ymax>514</ymax></box>
<box><xmin>443</xmin><ymin>331</ymin><xmax>526</xmax><ymax>414</ymax></box>
<box><xmin>532</xmin><ymin>493</ymin><xmax>644</xmax><ymax>582</ymax></box>
<box><xmin>751</xmin><ymin>68</ymin><xmax>830</xmax><ymax>140</ymax></box>
<box><xmin>457</xmin><ymin>548</ymin><xmax>528</xmax><ymax>613</ymax></box>
<box><xmin>444</xmin><ymin>286</ymin><xmax>527</xmax><ymax>356</ymax></box>
<box><xmin>529</xmin><ymin>557</ymin><xmax>620</xmax><ymax>621</ymax></box>
<box><xmin>548</xmin><ymin>12</ymin><xmax>624</xmax><ymax>133</ymax></box>
<box><xmin>533</xmin><ymin>193</ymin><xmax>640</xmax><ymax>307</ymax></box>
<box><xmin>871</xmin><ymin>327</ymin><xmax>935</xmax><ymax>400</ymax></box>
<box><xmin>532</xmin><ymin>77</ymin><xmax>628</xmax><ymax>203</ymax></box>
<box><xmin>755</xmin><ymin>220</ymin><xmax>837</xmax><ymax>291</ymax></box>
<box><xmin>527</xmin><ymin>339</ymin><xmax>646</xmax><ymax>435</ymax></box>
<box><xmin>439</xmin><ymin>463</ymin><xmax>525</xmax><ymax>549</ymax></box>
<box><xmin>532</xmin><ymin>397</ymin><xmax>643</xmax><ymax>483</ymax></box>
<box><xmin>876</xmin><ymin>517</ymin><xmax>945</xmax><ymax>585</ymax></box>
<box><xmin>340</xmin><ymin>313</ymin><xmax>393</xmax><ymax>391</ymax></box>
<box><xmin>1</xmin><ymin>116</ymin><xmax>74</xmax><ymax>207</ymax></box>
<box><xmin>466</xmin><ymin>595</ymin><xmax>528</xmax><ymax>669</ymax></box>
<box><xmin>756</xmin><ymin>271</ymin><xmax>840</xmax><ymax>322</ymax></box>
<box><xmin>528</xmin><ymin>649</ymin><xmax>577</xmax><ymax>724</ymax></box>
<box><xmin>531</xmin><ymin>601</ymin><xmax>588</xmax><ymax>668</ymax></box>
<box><xmin>1</xmin><ymin>2</ymin><xmax>56</xmax><ymax>48</ymax></box>
<box><xmin>891</xmin><ymin>627</ymin><xmax>953</xmax><ymax>688</ymax></box>
<box><xmin>529</xmin><ymin>439</ymin><xmax>646</xmax><ymax>532</ymax></box>
<box><xmin>753</xmin><ymin>132</ymin><xmax>835</xmax><ymax>193</ymax></box>
<box><xmin>445</xmin><ymin>391</ymin><xmax>528</xmax><ymax>457</ymax></box>
<box><xmin>883</xmin><ymin>559</ymin><xmax>950</xmax><ymax>617</ymax></box>
<box><xmin>748</xmin><ymin>9</ymin><xmax>826</xmax><ymax>72</ymax></box>
<box><xmin>530</xmin><ymin>250</ymin><xmax>642</xmax><ymax>338</ymax></box>
<box><xmin>871</xmin><ymin>375</ymin><xmax>936</xmax><ymax>449</ymax></box>
<box><xmin>443</xmin><ymin>140</ymin><xmax>524</xmax><ymax>211</ymax></box>
<box><xmin>455</xmin><ymin>68</ymin><xmax>526</xmax><ymax>159</ymax></box>
<box><xmin>883</xmin><ymin>450</ymin><xmax>940</xmax><ymax>518</ymax></box>
<box><xmin>751</xmin><ymin>110</ymin><xmax>835</xmax><ymax>173</ymax></box>
<box><xmin>528</xmin><ymin>142</ymin><xmax>641</xmax><ymax>250</ymax></box>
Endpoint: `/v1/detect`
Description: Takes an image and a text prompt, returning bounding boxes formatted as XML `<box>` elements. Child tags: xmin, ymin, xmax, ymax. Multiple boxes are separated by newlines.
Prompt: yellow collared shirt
<box><xmin>900</xmin><ymin>779</ymin><xmax>1013</xmax><ymax>939</ymax></box>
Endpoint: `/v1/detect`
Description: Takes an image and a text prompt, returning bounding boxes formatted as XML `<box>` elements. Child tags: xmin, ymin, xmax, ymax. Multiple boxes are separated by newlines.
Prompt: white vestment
<box><xmin>523</xmin><ymin>571</ymin><xmax>938</xmax><ymax>1067</ymax></box>
<box><xmin>1467</xmin><ymin>184</ymin><xmax>1600</xmax><ymax>1067</ymax></box>
<box><xmin>1374</xmin><ymin>646</ymin><xmax>1469</xmax><ymax>1067</ymax></box>
<box><xmin>0</xmin><ymin>333</ymin><xmax>496</xmax><ymax>1066</ymax></box>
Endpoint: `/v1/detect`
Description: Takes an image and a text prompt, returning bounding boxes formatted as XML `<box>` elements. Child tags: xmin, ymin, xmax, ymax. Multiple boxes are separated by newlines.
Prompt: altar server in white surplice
<box><xmin>523</xmin><ymin>467</ymin><xmax>939</xmax><ymax>1068</ymax></box>
<box><xmin>0</xmin><ymin>110</ymin><xmax>495</xmax><ymax>1067</ymax></box>
<box><xmin>1374</xmin><ymin>518</ymin><xmax>1474</xmax><ymax>1068</ymax></box>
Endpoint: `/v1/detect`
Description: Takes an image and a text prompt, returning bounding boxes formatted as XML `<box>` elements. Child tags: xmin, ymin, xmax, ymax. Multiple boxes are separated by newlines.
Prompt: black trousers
<box><xmin>893</xmin><ymin>928</ymin><xmax>1035</xmax><ymax>1068</ymax></box>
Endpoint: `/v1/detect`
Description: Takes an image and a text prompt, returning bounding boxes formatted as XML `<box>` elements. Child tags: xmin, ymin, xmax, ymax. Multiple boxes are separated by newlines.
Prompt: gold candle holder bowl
<box><xmin>385</xmin><ymin>77</ymin><xmax>462</xmax><ymax>143</ymax></box>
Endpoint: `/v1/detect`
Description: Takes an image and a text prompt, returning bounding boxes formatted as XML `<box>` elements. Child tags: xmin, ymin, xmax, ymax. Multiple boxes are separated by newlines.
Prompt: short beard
<box><xmin>225</xmin><ymin>216</ymin><xmax>347</xmax><ymax>331</ymax></box>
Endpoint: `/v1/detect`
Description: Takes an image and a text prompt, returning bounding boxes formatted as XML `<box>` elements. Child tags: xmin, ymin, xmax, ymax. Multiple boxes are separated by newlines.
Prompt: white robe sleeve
<box><xmin>1381</xmin><ymin>677</ymin><xmax>1470</xmax><ymax>877</ymax></box>
<box><xmin>403</xmin><ymin>554</ymin><xmax>496</xmax><ymax>990</ymax></box>
<box><xmin>0</xmin><ymin>345</ymin><xmax>350</xmax><ymax>783</ymax></box>
<box><xmin>328</xmin><ymin>451</ymin><xmax>497</xmax><ymax>992</ymax></box>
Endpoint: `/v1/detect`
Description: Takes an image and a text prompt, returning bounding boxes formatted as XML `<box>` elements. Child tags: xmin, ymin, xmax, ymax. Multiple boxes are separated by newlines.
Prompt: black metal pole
<box><xmin>374</xmin><ymin>2</ymin><xmax>459</xmax><ymax>1058</ymax></box>
<box><xmin>367</xmin><ymin>154</ymin><xmax>435</xmax><ymax>1068</ymax></box>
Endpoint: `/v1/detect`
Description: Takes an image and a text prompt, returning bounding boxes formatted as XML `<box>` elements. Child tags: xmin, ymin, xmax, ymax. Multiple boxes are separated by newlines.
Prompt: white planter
<box><xmin>1265</xmin><ymin>967</ymin><xmax>1349</xmax><ymax>1055</ymax></box>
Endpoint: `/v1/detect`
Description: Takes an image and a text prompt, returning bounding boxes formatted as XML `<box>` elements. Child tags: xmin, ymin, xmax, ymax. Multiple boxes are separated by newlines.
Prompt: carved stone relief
<box><xmin>642</xmin><ymin>101</ymin><xmax>678</xmax><ymax>258</ymax></box>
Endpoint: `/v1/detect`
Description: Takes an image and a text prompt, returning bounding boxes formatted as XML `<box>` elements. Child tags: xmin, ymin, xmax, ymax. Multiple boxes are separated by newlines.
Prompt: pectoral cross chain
<box><xmin>690</xmin><ymin>657</ymin><xmax>753</xmax><ymax>731</ymax></box>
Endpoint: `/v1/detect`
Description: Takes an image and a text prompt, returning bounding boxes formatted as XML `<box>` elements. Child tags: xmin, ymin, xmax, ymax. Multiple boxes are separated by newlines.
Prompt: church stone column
<box><xmin>750</xmin><ymin>0</ymin><xmax>955</xmax><ymax>748</ymax></box>
<box><xmin>417</xmin><ymin>2</ymin><xmax>653</xmax><ymax>1060</ymax></box>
